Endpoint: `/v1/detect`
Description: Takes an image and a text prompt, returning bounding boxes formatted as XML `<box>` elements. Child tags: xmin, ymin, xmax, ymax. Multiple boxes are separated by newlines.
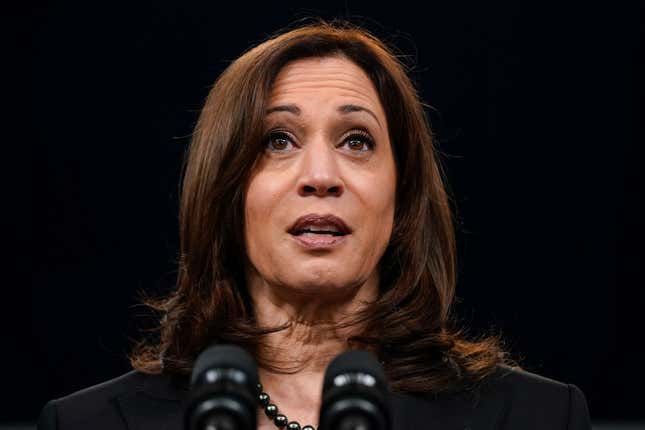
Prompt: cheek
<box><xmin>370</xmin><ymin>195</ymin><xmax>395</xmax><ymax>249</ymax></box>
<box><xmin>243</xmin><ymin>172</ymin><xmax>288</xmax><ymax>252</ymax></box>
<box><xmin>370</xmin><ymin>170</ymin><xmax>397</xmax><ymax>250</ymax></box>
<box><xmin>361</xmin><ymin>165</ymin><xmax>396</xmax><ymax>228</ymax></box>
<box><xmin>345</xmin><ymin>171</ymin><xmax>396</xmax><ymax>263</ymax></box>
<box><xmin>244</xmin><ymin>177</ymin><xmax>267</xmax><ymax>254</ymax></box>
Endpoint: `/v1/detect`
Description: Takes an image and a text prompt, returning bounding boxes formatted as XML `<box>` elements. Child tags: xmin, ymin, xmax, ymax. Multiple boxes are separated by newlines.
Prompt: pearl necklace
<box><xmin>256</xmin><ymin>382</ymin><xmax>316</xmax><ymax>430</ymax></box>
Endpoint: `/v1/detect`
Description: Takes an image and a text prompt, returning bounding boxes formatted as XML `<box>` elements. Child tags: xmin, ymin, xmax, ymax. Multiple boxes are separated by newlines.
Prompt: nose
<box><xmin>296</xmin><ymin>139</ymin><xmax>344</xmax><ymax>197</ymax></box>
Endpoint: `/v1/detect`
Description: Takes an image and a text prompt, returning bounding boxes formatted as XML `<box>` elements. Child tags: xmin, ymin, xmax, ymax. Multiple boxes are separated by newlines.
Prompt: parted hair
<box><xmin>130</xmin><ymin>18</ymin><xmax>511</xmax><ymax>396</ymax></box>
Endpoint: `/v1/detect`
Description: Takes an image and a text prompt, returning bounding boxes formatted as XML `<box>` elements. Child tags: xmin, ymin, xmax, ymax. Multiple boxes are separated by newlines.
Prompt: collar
<box><xmin>116</xmin><ymin>371</ymin><xmax>504</xmax><ymax>430</ymax></box>
<box><xmin>140</xmin><ymin>371</ymin><xmax>189</xmax><ymax>401</ymax></box>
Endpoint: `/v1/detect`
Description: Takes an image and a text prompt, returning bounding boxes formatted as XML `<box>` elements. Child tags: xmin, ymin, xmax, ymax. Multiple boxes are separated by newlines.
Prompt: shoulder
<box><xmin>476</xmin><ymin>365</ymin><xmax>591</xmax><ymax>429</ymax></box>
<box><xmin>484</xmin><ymin>364</ymin><xmax>582</xmax><ymax>400</ymax></box>
<box><xmin>46</xmin><ymin>370</ymin><xmax>145</xmax><ymax>411</ymax></box>
<box><xmin>38</xmin><ymin>370</ymin><xmax>186</xmax><ymax>430</ymax></box>
<box><xmin>394</xmin><ymin>365</ymin><xmax>591</xmax><ymax>430</ymax></box>
<box><xmin>38</xmin><ymin>371</ymin><xmax>145</xmax><ymax>430</ymax></box>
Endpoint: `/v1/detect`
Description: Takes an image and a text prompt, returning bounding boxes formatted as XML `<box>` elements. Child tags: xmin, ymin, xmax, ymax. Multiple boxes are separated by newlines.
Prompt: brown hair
<box><xmin>131</xmin><ymin>19</ymin><xmax>511</xmax><ymax>396</ymax></box>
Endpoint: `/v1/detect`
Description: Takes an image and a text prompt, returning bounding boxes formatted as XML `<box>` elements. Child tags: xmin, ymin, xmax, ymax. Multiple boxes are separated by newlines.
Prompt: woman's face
<box><xmin>244</xmin><ymin>56</ymin><xmax>396</xmax><ymax>300</ymax></box>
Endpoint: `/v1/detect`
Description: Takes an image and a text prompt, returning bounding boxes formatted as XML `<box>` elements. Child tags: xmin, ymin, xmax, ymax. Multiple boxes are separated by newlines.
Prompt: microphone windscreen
<box><xmin>323</xmin><ymin>349</ymin><xmax>387</xmax><ymax>391</ymax></box>
<box><xmin>191</xmin><ymin>344</ymin><xmax>259</xmax><ymax>386</ymax></box>
<box><xmin>320</xmin><ymin>349</ymin><xmax>391</xmax><ymax>430</ymax></box>
<box><xmin>186</xmin><ymin>344</ymin><xmax>259</xmax><ymax>430</ymax></box>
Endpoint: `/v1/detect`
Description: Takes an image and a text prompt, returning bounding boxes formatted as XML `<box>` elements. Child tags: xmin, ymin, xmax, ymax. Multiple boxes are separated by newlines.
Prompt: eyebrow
<box><xmin>265</xmin><ymin>103</ymin><xmax>382</xmax><ymax>129</ymax></box>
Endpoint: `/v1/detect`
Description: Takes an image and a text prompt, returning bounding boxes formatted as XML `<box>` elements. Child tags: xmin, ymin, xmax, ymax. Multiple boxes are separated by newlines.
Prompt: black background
<box><xmin>26</xmin><ymin>0</ymin><xmax>642</xmax><ymax>424</ymax></box>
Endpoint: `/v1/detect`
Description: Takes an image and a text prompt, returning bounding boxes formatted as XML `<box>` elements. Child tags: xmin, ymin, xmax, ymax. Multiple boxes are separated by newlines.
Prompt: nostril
<box><xmin>300</xmin><ymin>184</ymin><xmax>343</xmax><ymax>196</ymax></box>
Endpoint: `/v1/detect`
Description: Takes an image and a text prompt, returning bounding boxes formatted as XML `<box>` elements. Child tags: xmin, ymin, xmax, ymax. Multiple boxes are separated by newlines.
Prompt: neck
<box><xmin>246</xmin><ymin>270</ymin><xmax>379</xmax><ymax>427</ymax></box>
<box><xmin>248</xmin><ymin>268</ymin><xmax>379</xmax><ymax>372</ymax></box>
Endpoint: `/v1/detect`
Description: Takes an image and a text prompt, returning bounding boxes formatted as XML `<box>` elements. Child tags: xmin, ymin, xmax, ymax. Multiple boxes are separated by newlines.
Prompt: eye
<box><xmin>264</xmin><ymin>131</ymin><xmax>295</xmax><ymax>152</ymax></box>
<box><xmin>341</xmin><ymin>130</ymin><xmax>375</xmax><ymax>152</ymax></box>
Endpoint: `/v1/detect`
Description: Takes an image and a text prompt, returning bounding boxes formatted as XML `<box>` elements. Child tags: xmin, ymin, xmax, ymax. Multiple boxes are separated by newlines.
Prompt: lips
<box><xmin>287</xmin><ymin>213</ymin><xmax>352</xmax><ymax>237</ymax></box>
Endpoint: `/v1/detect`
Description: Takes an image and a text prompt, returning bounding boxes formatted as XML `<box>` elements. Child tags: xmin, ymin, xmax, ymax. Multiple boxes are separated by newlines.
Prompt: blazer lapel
<box><xmin>390</xmin><ymin>384</ymin><xmax>509</xmax><ymax>430</ymax></box>
<box><xmin>391</xmin><ymin>392</ymin><xmax>471</xmax><ymax>430</ymax></box>
<box><xmin>113</xmin><ymin>372</ymin><xmax>508</xmax><ymax>430</ymax></box>
<box><xmin>116</xmin><ymin>373</ymin><xmax>186</xmax><ymax>430</ymax></box>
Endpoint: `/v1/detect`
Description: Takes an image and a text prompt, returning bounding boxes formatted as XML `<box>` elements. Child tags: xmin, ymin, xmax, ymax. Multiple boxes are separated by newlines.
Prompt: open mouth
<box><xmin>287</xmin><ymin>213</ymin><xmax>351</xmax><ymax>248</ymax></box>
<box><xmin>287</xmin><ymin>213</ymin><xmax>351</xmax><ymax>237</ymax></box>
<box><xmin>291</xmin><ymin>228</ymin><xmax>347</xmax><ymax>237</ymax></box>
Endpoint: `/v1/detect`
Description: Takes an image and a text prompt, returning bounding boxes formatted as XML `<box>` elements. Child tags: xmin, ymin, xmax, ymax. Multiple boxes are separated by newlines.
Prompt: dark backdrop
<box><xmin>26</xmin><ymin>0</ymin><xmax>642</xmax><ymax>424</ymax></box>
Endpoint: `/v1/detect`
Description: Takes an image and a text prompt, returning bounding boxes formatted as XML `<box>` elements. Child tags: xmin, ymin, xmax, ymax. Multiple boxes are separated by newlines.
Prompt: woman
<box><xmin>38</xmin><ymin>20</ymin><xmax>591</xmax><ymax>430</ymax></box>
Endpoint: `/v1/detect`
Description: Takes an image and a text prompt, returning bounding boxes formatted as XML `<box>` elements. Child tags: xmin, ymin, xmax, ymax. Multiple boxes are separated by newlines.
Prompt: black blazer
<box><xmin>38</xmin><ymin>365</ymin><xmax>591</xmax><ymax>430</ymax></box>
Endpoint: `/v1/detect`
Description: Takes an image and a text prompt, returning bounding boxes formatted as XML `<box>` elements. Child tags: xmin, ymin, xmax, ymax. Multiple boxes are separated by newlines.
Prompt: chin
<box><xmin>287</xmin><ymin>268</ymin><xmax>373</xmax><ymax>297</ymax></box>
<box><xmin>288</xmin><ymin>277</ymin><xmax>347</xmax><ymax>292</ymax></box>
<box><xmin>283</xmin><ymin>272</ymin><xmax>356</xmax><ymax>294</ymax></box>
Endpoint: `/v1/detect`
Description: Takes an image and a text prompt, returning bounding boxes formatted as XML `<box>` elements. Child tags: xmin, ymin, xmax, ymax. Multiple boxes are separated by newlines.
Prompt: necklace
<box><xmin>256</xmin><ymin>382</ymin><xmax>316</xmax><ymax>430</ymax></box>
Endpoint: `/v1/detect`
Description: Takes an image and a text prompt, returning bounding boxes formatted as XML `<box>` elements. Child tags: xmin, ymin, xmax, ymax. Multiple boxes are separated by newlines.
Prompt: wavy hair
<box><xmin>130</xmin><ymin>19</ymin><xmax>511</xmax><ymax>396</ymax></box>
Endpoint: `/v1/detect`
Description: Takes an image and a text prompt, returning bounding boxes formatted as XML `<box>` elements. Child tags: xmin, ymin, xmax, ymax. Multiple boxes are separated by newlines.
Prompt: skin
<box><xmin>243</xmin><ymin>55</ymin><xmax>397</xmax><ymax>428</ymax></box>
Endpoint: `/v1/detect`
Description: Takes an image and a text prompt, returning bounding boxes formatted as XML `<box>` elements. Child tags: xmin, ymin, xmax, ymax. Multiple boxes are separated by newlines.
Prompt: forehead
<box><xmin>267</xmin><ymin>56</ymin><xmax>385</xmax><ymax>120</ymax></box>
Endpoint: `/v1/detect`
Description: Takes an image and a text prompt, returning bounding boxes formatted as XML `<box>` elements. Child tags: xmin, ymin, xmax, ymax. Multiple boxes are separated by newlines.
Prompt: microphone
<box><xmin>184</xmin><ymin>344</ymin><xmax>259</xmax><ymax>430</ymax></box>
<box><xmin>319</xmin><ymin>350</ymin><xmax>391</xmax><ymax>430</ymax></box>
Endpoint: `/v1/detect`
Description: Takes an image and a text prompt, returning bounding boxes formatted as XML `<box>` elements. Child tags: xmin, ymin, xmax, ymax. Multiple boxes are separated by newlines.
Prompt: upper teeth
<box><xmin>304</xmin><ymin>225</ymin><xmax>340</xmax><ymax>233</ymax></box>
